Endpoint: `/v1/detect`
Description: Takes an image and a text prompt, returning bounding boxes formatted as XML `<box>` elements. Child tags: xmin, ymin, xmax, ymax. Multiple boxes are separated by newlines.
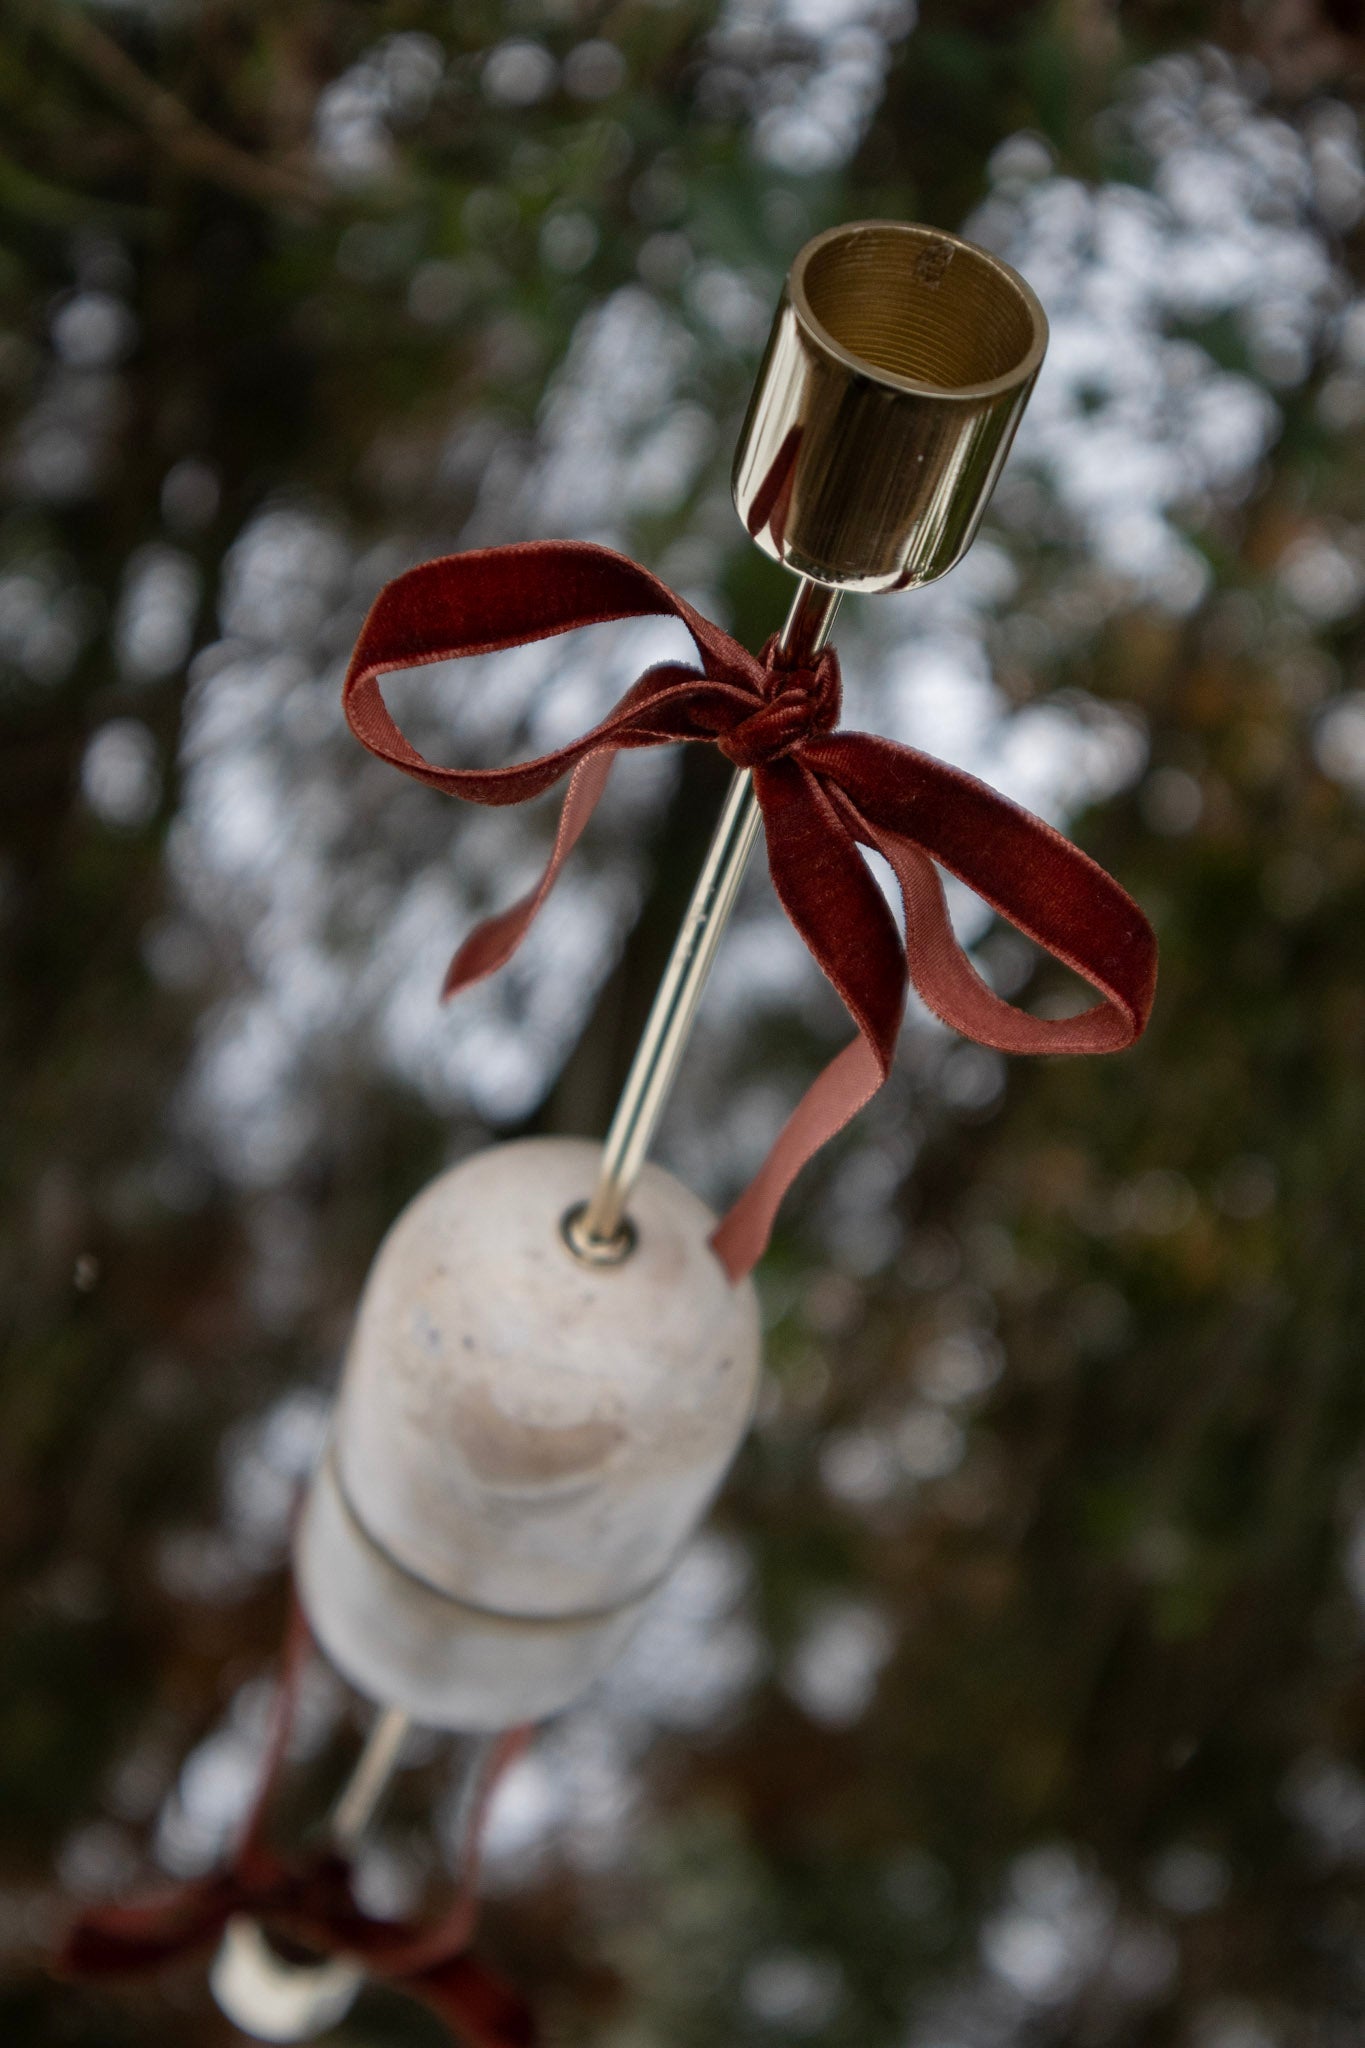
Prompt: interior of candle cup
<box><xmin>798</xmin><ymin>223</ymin><xmax>1043</xmax><ymax>394</ymax></box>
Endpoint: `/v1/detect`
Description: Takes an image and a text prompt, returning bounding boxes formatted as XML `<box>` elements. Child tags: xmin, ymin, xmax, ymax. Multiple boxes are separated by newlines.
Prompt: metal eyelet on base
<box><xmin>560</xmin><ymin>1201</ymin><xmax>637</xmax><ymax>1267</ymax></box>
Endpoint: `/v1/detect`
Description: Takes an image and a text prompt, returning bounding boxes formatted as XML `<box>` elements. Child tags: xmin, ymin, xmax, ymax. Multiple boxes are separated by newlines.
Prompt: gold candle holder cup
<box><xmin>732</xmin><ymin>220</ymin><xmax>1048</xmax><ymax>594</ymax></box>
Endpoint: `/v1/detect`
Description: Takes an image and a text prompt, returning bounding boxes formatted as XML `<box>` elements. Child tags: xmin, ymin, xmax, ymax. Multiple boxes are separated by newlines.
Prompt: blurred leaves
<box><xmin>1</xmin><ymin>3</ymin><xmax>1365</xmax><ymax>2046</ymax></box>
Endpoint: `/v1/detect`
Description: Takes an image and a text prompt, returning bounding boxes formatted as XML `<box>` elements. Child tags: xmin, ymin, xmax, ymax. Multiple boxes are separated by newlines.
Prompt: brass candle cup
<box><xmin>732</xmin><ymin>220</ymin><xmax>1048</xmax><ymax>594</ymax></box>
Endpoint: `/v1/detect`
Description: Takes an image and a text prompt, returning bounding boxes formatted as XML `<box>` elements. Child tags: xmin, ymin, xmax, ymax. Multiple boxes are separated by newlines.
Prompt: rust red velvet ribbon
<box><xmin>344</xmin><ymin>540</ymin><xmax>1157</xmax><ymax>1278</ymax></box>
<box><xmin>59</xmin><ymin>1603</ymin><xmax>536</xmax><ymax>2047</ymax></box>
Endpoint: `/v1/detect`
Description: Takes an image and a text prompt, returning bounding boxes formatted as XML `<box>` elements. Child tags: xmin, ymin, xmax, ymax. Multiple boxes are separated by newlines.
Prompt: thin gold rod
<box><xmin>572</xmin><ymin>576</ymin><xmax>841</xmax><ymax>1256</ymax></box>
<box><xmin>327</xmin><ymin>1705</ymin><xmax>410</xmax><ymax>1848</ymax></box>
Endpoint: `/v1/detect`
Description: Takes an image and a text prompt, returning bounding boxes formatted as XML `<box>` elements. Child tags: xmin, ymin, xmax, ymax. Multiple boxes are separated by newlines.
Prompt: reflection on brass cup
<box><xmin>732</xmin><ymin>221</ymin><xmax>1047</xmax><ymax>594</ymax></box>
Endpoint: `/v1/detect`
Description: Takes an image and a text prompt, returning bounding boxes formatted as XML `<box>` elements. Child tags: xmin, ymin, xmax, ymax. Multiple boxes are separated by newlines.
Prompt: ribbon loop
<box><xmin>340</xmin><ymin>540</ymin><xmax>1157</xmax><ymax>1280</ymax></box>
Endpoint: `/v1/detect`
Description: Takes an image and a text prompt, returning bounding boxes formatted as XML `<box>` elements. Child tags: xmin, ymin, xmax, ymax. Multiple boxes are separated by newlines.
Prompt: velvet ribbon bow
<box><xmin>344</xmin><ymin>541</ymin><xmax>1157</xmax><ymax>1278</ymax></box>
<box><xmin>59</xmin><ymin>1604</ymin><xmax>536</xmax><ymax>2048</ymax></box>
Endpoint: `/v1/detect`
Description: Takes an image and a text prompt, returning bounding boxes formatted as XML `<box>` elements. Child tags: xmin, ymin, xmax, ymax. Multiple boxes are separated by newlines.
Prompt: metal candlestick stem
<box><xmin>568</xmin><ymin>573</ymin><xmax>841</xmax><ymax>1259</ymax></box>
<box><xmin>327</xmin><ymin>1703</ymin><xmax>411</xmax><ymax>1848</ymax></box>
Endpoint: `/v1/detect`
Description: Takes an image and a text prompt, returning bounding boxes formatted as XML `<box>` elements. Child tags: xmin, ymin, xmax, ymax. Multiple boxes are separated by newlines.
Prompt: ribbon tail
<box><xmin>58</xmin><ymin>1602</ymin><xmax>309</xmax><ymax>1983</ymax></box>
<box><xmin>709</xmin><ymin>760</ymin><xmax>906</xmax><ymax>1281</ymax></box>
<box><xmin>710</xmin><ymin>1035</ymin><xmax>886</xmax><ymax>1281</ymax></box>
<box><xmin>804</xmin><ymin>732</ymin><xmax>1156</xmax><ymax>1049</ymax></box>
<box><xmin>58</xmin><ymin>1875</ymin><xmax>237</xmax><ymax>1979</ymax></box>
<box><xmin>709</xmin><ymin>792</ymin><xmax>1129</xmax><ymax>1280</ymax></box>
<box><xmin>235</xmin><ymin>1589</ymin><xmax>313</xmax><ymax>1870</ymax></box>
<box><xmin>862</xmin><ymin>814</ymin><xmax>1138</xmax><ymax>1054</ymax></box>
<box><xmin>413</xmin><ymin>1953</ymin><xmax>540</xmax><ymax>2048</ymax></box>
<box><xmin>358</xmin><ymin>1726</ymin><xmax>533</xmax><ymax>1978</ymax></box>
<box><xmin>444</xmin><ymin>752</ymin><xmax>615</xmax><ymax>997</ymax></box>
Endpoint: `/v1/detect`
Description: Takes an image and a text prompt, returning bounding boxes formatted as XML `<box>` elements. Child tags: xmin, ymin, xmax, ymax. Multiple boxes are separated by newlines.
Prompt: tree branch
<box><xmin>30</xmin><ymin>2</ymin><xmax>332</xmax><ymax>216</ymax></box>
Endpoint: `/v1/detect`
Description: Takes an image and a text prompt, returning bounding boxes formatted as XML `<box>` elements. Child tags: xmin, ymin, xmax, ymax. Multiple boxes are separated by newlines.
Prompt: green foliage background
<box><xmin>2</xmin><ymin>2</ymin><xmax>1365</xmax><ymax>2044</ymax></box>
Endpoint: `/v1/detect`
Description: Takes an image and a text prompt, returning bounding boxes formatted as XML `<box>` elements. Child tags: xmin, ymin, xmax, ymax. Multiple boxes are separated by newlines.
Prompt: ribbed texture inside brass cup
<box><xmin>732</xmin><ymin>219</ymin><xmax>1047</xmax><ymax>590</ymax></box>
<box><xmin>799</xmin><ymin>225</ymin><xmax>1039</xmax><ymax>394</ymax></box>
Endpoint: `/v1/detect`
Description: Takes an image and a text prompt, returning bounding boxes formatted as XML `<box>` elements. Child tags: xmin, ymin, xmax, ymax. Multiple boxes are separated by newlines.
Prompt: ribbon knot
<box><xmin>718</xmin><ymin>637</ymin><xmax>842</xmax><ymax>768</ymax></box>
<box><xmin>341</xmin><ymin>539</ymin><xmax>1157</xmax><ymax>1280</ymax></box>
